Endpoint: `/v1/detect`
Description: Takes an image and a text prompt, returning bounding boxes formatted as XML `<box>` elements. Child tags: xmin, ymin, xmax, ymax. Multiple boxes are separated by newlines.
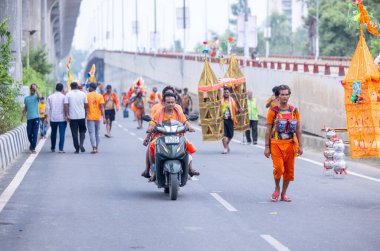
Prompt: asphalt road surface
<box><xmin>0</xmin><ymin>111</ymin><xmax>380</xmax><ymax>251</ymax></box>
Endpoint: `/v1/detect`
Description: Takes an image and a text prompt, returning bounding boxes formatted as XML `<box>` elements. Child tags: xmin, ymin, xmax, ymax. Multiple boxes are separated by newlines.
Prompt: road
<box><xmin>0</xmin><ymin>111</ymin><xmax>380</xmax><ymax>251</ymax></box>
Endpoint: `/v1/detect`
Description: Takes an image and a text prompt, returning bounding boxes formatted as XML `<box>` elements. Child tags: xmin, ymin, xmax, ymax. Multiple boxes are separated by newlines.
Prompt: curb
<box><xmin>0</xmin><ymin>124</ymin><xmax>28</xmax><ymax>170</ymax></box>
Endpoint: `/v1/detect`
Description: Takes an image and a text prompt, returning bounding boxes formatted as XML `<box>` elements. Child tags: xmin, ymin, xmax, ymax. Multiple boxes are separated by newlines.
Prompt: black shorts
<box><xmin>105</xmin><ymin>109</ymin><xmax>116</xmax><ymax>122</ymax></box>
<box><xmin>224</xmin><ymin>119</ymin><xmax>234</xmax><ymax>139</ymax></box>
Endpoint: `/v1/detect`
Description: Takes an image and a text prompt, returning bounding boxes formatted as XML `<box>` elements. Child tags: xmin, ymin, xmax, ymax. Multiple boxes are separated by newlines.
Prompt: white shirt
<box><xmin>45</xmin><ymin>91</ymin><xmax>66</xmax><ymax>122</ymax></box>
<box><xmin>64</xmin><ymin>89</ymin><xmax>88</xmax><ymax>119</ymax></box>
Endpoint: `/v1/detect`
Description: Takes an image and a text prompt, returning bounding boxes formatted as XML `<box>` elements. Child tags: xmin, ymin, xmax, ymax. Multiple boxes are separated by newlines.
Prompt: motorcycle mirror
<box><xmin>188</xmin><ymin>113</ymin><xmax>199</xmax><ymax>122</ymax></box>
<box><xmin>142</xmin><ymin>115</ymin><xmax>152</xmax><ymax>122</ymax></box>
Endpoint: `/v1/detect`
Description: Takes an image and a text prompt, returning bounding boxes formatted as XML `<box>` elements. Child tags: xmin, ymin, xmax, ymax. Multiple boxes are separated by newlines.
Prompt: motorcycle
<box><xmin>142</xmin><ymin>114</ymin><xmax>199</xmax><ymax>200</ymax></box>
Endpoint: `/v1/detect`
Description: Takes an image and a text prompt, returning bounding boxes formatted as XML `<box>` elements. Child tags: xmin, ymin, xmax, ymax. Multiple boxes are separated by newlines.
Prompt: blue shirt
<box><xmin>24</xmin><ymin>94</ymin><xmax>40</xmax><ymax>120</ymax></box>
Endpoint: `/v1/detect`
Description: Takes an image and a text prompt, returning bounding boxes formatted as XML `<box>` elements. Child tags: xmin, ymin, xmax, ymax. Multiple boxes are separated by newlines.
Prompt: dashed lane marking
<box><xmin>130</xmin><ymin>132</ymin><xmax>136</xmax><ymax>136</ymax></box>
<box><xmin>191</xmin><ymin>125</ymin><xmax>380</xmax><ymax>184</ymax></box>
<box><xmin>260</xmin><ymin>235</ymin><xmax>290</xmax><ymax>251</ymax></box>
<box><xmin>210</xmin><ymin>192</ymin><xmax>237</xmax><ymax>212</ymax></box>
<box><xmin>137</xmin><ymin>137</ymin><xmax>144</xmax><ymax>142</ymax></box>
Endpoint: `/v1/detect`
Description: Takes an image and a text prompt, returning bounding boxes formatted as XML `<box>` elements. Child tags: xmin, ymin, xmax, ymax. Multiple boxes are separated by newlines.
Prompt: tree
<box><xmin>22</xmin><ymin>47</ymin><xmax>52</xmax><ymax>75</ymax></box>
<box><xmin>304</xmin><ymin>0</ymin><xmax>380</xmax><ymax>57</ymax></box>
<box><xmin>229</xmin><ymin>0</ymin><xmax>251</xmax><ymax>27</ymax></box>
<box><xmin>0</xmin><ymin>18</ymin><xmax>21</xmax><ymax>134</ymax></box>
<box><xmin>268</xmin><ymin>12</ymin><xmax>293</xmax><ymax>55</ymax></box>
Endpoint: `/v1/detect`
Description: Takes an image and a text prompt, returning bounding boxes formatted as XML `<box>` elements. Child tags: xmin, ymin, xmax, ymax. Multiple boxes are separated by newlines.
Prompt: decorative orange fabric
<box><xmin>150</xmin><ymin>103</ymin><xmax>184</xmax><ymax>117</ymax></box>
<box><xmin>270</xmin><ymin>139</ymin><xmax>296</xmax><ymax>181</ymax></box>
<box><xmin>222</xmin><ymin>97</ymin><xmax>237</xmax><ymax>125</ymax></box>
<box><xmin>343</xmin><ymin>28</ymin><xmax>380</xmax><ymax>158</ymax></box>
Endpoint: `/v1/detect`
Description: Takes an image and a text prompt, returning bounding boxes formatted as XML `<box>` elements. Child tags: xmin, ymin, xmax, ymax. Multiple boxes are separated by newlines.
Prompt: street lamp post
<box><xmin>315</xmin><ymin>0</ymin><xmax>320</xmax><ymax>60</ymax></box>
<box><xmin>25</xmin><ymin>29</ymin><xmax>36</xmax><ymax>69</ymax></box>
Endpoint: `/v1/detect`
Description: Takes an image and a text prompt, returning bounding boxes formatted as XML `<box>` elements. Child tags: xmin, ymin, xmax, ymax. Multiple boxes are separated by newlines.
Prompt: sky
<box><xmin>72</xmin><ymin>0</ymin><xmax>268</xmax><ymax>52</ymax></box>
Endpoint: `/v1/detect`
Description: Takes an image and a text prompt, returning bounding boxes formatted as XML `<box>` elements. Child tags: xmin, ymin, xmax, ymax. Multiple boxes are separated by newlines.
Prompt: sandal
<box><xmin>271</xmin><ymin>191</ymin><xmax>280</xmax><ymax>202</ymax></box>
<box><xmin>280</xmin><ymin>195</ymin><xmax>292</xmax><ymax>202</ymax></box>
<box><xmin>141</xmin><ymin>170</ymin><xmax>151</xmax><ymax>179</ymax></box>
<box><xmin>149</xmin><ymin>174</ymin><xmax>156</xmax><ymax>182</ymax></box>
<box><xmin>189</xmin><ymin>169</ymin><xmax>200</xmax><ymax>177</ymax></box>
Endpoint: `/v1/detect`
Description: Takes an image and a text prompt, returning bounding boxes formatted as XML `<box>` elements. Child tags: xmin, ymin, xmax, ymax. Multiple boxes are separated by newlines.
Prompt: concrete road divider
<box><xmin>0</xmin><ymin>124</ymin><xmax>28</xmax><ymax>170</ymax></box>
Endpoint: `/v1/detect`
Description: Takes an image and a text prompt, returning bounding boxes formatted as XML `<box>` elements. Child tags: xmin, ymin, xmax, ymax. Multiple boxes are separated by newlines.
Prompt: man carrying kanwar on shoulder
<box><xmin>221</xmin><ymin>86</ymin><xmax>241</xmax><ymax>154</ymax></box>
<box><xmin>103</xmin><ymin>84</ymin><xmax>120</xmax><ymax>138</ymax></box>
<box><xmin>146</xmin><ymin>92</ymin><xmax>199</xmax><ymax>182</ymax></box>
<box><xmin>264</xmin><ymin>84</ymin><xmax>303</xmax><ymax>202</ymax></box>
<box><xmin>141</xmin><ymin>86</ymin><xmax>185</xmax><ymax>179</ymax></box>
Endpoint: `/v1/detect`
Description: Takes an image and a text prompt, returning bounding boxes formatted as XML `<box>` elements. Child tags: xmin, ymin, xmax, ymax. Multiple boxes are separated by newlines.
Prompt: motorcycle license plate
<box><xmin>164</xmin><ymin>136</ymin><xmax>180</xmax><ymax>144</ymax></box>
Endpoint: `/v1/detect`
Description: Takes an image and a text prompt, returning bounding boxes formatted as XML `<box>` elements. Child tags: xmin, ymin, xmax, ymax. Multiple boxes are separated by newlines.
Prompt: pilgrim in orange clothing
<box><xmin>221</xmin><ymin>87</ymin><xmax>239</xmax><ymax>154</ymax></box>
<box><xmin>149</xmin><ymin>87</ymin><xmax>162</xmax><ymax>108</ymax></box>
<box><xmin>141</xmin><ymin>86</ymin><xmax>191</xmax><ymax>179</ymax></box>
<box><xmin>264</xmin><ymin>85</ymin><xmax>303</xmax><ymax>203</ymax></box>
<box><xmin>146</xmin><ymin>92</ymin><xmax>199</xmax><ymax>181</ymax></box>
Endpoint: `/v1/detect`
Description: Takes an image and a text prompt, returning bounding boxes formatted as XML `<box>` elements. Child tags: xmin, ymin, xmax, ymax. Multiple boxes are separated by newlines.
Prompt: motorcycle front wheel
<box><xmin>169</xmin><ymin>173</ymin><xmax>179</xmax><ymax>200</ymax></box>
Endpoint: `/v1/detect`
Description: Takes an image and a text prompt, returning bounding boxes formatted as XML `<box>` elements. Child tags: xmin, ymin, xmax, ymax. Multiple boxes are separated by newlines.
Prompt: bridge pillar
<box><xmin>293</xmin><ymin>63</ymin><xmax>298</xmax><ymax>72</ymax></box>
<box><xmin>313</xmin><ymin>64</ymin><xmax>319</xmax><ymax>74</ymax></box>
<box><xmin>338</xmin><ymin>65</ymin><xmax>345</xmax><ymax>76</ymax></box>
<box><xmin>0</xmin><ymin>0</ymin><xmax>23</xmax><ymax>81</ymax></box>
<box><xmin>304</xmin><ymin>63</ymin><xmax>309</xmax><ymax>73</ymax></box>
<box><xmin>324</xmin><ymin>64</ymin><xmax>331</xmax><ymax>75</ymax></box>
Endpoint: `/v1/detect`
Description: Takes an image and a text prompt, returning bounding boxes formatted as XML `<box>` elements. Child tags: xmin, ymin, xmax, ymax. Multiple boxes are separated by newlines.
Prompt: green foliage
<box><xmin>269</xmin><ymin>12</ymin><xmax>293</xmax><ymax>55</ymax></box>
<box><xmin>22</xmin><ymin>67</ymin><xmax>48</xmax><ymax>96</ymax></box>
<box><xmin>22</xmin><ymin>47</ymin><xmax>52</xmax><ymax>75</ymax></box>
<box><xmin>0</xmin><ymin>18</ymin><xmax>21</xmax><ymax>134</ymax></box>
<box><xmin>22</xmin><ymin>44</ymin><xmax>54</xmax><ymax>97</ymax></box>
<box><xmin>229</xmin><ymin>0</ymin><xmax>251</xmax><ymax>26</ymax></box>
<box><xmin>304</xmin><ymin>0</ymin><xmax>380</xmax><ymax>57</ymax></box>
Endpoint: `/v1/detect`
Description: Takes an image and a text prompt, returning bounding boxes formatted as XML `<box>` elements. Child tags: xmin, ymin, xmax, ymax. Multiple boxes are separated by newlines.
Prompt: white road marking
<box><xmin>210</xmin><ymin>193</ymin><xmax>237</xmax><ymax>212</ymax></box>
<box><xmin>298</xmin><ymin>156</ymin><xmax>380</xmax><ymax>183</ymax></box>
<box><xmin>137</xmin><ymin>137</ymin><xmax>144</xmax><ymax>141</ymax></box>
<box><xmin>0</xmin><ymin>136</ymin><xmax>48</xmax><ymax>214</ymax></box>
<box><xmin>191</xmin><ymin>176</ymin><xmax>199</xmax><ymax>181</ymax></box>
<box><xmin>117</xmin><ymin>124</ymin><xmax>122</xmax><ymax>128</ymax></box>
<box><xmin>194</xmin><ymin>125</ymin><xmax>380</xmax><ymax>183</ymax></box>
<box><xmin>261</xmin><ymin>235</ymin><xmax>290</xmax><ymax>251</ymax></box>
<box><xmin>130</xmin><ymin>132</ymin><xmax>136</xmax><ymax>136</ymax></box>
<box><xmin>123</xmin><ymin>128</ymin><xmax>128</xmax><ymax>132</ymax></box>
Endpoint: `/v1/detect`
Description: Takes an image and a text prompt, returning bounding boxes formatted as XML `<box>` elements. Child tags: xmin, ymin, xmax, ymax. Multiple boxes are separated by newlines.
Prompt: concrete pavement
<box><xmin>0</xmin><ymin>112</ymin><xmax>379</xmax><ymax>251</ymax></box>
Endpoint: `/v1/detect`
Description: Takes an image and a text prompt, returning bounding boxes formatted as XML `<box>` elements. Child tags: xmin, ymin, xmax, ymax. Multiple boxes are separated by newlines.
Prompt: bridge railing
<box><xmin>116</xmin><ymin>51</ymin><xmax>349</xmax><ymax>77</ymax></box>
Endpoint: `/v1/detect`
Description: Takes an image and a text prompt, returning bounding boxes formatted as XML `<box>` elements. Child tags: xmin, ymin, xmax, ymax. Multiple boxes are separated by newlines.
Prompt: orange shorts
<box><xmin>270</xmin><ymin>139</ymin><xmax>297</xmax><ymax>181</ymax></box>
<box><xmin>149</xmin><ymin>138</ymin><xmax>196</xmax><ymax>156</ymax></box>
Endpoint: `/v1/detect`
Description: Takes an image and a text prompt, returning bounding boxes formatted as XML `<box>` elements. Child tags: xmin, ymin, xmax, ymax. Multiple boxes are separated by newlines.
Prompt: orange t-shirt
<box><xmin>266</xmin><ymin>105</ymin><xmax>300</xmax><ymax>140</ymax></box>
<box><xmin>150</xmin><ymin>93</ymin><xmax>162</xmax><ymax>103</ymax></box>
<box><xmin>87</xmin><ymin>92</ymin><xmax>105</xmax><ymax>120</ymax></box>
<box><xmin>150</xmin><ymin>103</ymin><xmax>184</xmax><ymax>117</ymax></box>
<box><xmin>152</xmin><ymin>107</ymin><xmax>187</xmax><ymax>125</ymax></box>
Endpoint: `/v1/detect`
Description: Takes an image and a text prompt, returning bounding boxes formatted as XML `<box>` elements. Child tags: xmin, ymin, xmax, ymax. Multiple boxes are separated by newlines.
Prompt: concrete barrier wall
<box><xmin>0</xmin><ymin>124</ymin><xmax>28</xmax><ymax>170</ymax></box>
<box><xmin>90</xmin><ymin>50</ymin><xmax>347</xmax><ymax>138</ymax></box>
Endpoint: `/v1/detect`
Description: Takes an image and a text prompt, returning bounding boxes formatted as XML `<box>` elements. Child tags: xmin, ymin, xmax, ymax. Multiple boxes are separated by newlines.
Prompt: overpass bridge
<box><xmin>86</xmin><ymin>50</ymin><xmax>347</xmax><ymax>139</ymax></box>
<box><xmin>0</xmin><ymin>0</ymin><xmax>82</xmax><ymax>80</ymax></box>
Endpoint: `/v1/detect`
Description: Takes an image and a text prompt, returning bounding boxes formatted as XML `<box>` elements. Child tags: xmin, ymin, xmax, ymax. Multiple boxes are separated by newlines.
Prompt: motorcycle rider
<box><xmin>142</xmin><ymin>86</ymin><xmax>184</xmax><ymax>178</ymax></box>
<box><xmin>147</xmin><ymin>92</ymin><xmax>199</xmax><ymax>182</ymax></box>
